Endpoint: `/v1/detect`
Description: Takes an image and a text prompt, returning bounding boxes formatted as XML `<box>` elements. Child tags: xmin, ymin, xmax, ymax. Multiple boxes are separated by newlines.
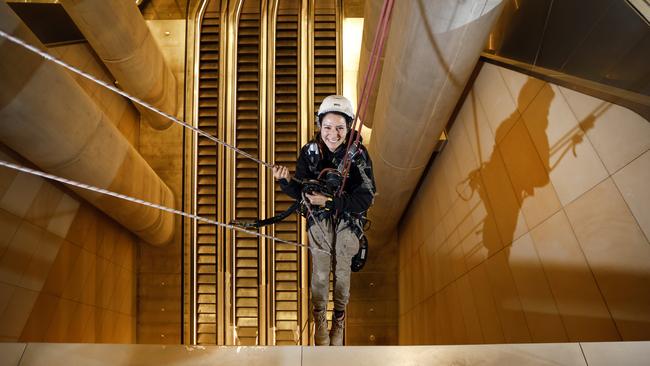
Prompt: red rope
<box><xmin>336</xmin><ymin>0</ymin><xmax>395</xmax><ymax>196</ymax></box>
<box><xmin>351</xmin><ymin>0</ymin><xmax>391</xmax><ymax>133</ymax></box>
<box><xmin>355</xmin><ymin>0</ymin><xmax>395</xmax><ymax>136</ymax></box>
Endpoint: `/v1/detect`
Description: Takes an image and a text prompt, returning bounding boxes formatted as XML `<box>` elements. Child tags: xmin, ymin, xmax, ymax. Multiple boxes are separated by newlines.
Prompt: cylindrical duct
<box><xmin>61</xmin><ymin>0</ymin><xmax>178</xmax><ymax>130</ymax></box>
<box><xmin>366</xmin><ymin>0</ymin><xmax>505</xmax><ymax>243</ymax></box>
<box><xmin>0</xmin><ymin>3</ymin><xmax>175</xmax><ymax>245</ymax></box>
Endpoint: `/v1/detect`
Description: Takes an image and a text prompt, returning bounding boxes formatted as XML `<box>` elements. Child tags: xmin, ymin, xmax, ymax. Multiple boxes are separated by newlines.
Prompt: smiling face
<box><xmin>320</xmin><ymin>113</ymin><xmax>348</xmax><ymax>151</ymax></box>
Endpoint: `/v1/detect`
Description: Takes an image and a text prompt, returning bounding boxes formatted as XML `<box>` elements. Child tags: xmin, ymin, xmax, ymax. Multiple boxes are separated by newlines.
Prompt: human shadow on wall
<box><xmin>458</xmin><ymin>78</ymin><xmax>602</xmax><ymax>260</ymax></box>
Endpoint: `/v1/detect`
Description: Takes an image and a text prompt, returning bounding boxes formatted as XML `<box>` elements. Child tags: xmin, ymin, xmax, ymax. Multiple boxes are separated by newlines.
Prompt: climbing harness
<box><xmin>231</xmin><ymin>140</ymin><xmax>374</xmax><ymax>270</ymax></box>
<box><xmin>351</xmin><ymin>235</ymin><xmax>368</xmax><ymax>272</ymax></box>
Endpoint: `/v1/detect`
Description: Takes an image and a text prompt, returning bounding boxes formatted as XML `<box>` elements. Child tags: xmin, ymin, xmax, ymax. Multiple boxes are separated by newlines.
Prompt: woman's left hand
<box><xmin>305</xmin><ymin>192</ymin><xmax>329</xmax><ymax>207</ymax></box>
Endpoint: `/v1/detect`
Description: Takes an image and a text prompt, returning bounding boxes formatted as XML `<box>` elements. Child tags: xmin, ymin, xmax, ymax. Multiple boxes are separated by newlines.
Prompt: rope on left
<box><xmin>0</xmin><ymin>160</ymin><xmax>330</xmax><ymax>255</ymax></box>
<box><xmin>0</xmin><ymin>29</ymin><xmax>273</xmax><ymax>169</ymax></box>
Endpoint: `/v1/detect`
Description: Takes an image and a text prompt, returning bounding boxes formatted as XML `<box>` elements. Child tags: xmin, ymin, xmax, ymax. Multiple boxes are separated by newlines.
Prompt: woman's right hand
<box><xmin>272</xmin><ymin>165</ymin><xmax>291</xmax><ymax>182</ymax></box>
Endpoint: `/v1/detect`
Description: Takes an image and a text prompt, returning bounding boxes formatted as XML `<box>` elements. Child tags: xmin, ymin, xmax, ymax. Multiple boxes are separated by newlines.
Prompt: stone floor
<box><xmin>1</xmin><ymin>341</ymin><xmax>649</xmax><ymax>365</ymax></box>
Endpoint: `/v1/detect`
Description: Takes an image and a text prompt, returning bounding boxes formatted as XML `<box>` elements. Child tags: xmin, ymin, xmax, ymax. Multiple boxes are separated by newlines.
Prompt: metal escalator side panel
<box><xmin>272</xmin><ymin>4</ymin><xmax>302</xmax><ymax>345</ymax></box>
<box><xmin>233</xmin><ymin>8</ymin><xmax>261</xmax><ymax>346</ymax></box>
<box><xmin>194</xmin><ymin>0</ymin><xmax>222</xmax><ymax>346</ymax></box>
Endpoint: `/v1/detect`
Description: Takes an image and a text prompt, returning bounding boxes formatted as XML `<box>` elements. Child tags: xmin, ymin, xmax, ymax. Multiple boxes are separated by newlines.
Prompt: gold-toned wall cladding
<box><xmin>397</xmin><ymin>62</ymin><xmax>650</xmax><ymax>345</ymax></box>
<box><xmin>141</xmin><ymin>0</ymin><xmax>189</xmax><ymax>20</ymax></box>
<box><xmin>0</xmin><ymin>147</ymin><xmax>137</xmax><ymax>343</ymax></box>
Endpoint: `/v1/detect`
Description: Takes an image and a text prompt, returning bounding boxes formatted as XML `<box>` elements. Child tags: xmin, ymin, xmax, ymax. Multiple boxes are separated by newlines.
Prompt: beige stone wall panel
<box><xmin>0</xmin><ymin>145</ymin><xmax>137</xmax><ymax>342</ymax></box>
<box><xmin>397</xmin><ymin>60</ymin><xmax>650</xmax><ymax>344</ymax></box>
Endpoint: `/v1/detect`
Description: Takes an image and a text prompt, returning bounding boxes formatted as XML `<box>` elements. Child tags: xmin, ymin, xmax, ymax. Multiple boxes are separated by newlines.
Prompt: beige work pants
<box><xmin>308</xmin><ymin>218</ymin><xmax>360</xmax><ymax>312</ymax></box>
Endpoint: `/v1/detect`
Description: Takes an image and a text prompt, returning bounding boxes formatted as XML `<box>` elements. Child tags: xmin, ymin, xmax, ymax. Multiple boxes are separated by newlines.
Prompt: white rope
<box><xmin>0</xmin><ymin>29</ymin><xmax>272</xmax><ymax>169</ymax></box>
<box><xmin>0</xmin><ymin>160</ymin><xmax>329</xmax><ymax>255</ymax></box>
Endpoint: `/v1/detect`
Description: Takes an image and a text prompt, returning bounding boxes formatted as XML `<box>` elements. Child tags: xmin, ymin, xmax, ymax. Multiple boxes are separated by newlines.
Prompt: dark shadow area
<box><xmin>491</xmin><ymin>0</ymin><xmax>650</xmax><ymax>96</ymax></box>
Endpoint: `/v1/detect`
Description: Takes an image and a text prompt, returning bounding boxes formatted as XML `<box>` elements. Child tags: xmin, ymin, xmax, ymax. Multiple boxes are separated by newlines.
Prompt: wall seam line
<box><xmin>17</xmin><ymin>343</ymin><xmax>28</xmax><ymax>366</ymax></box>
<box><xmin>562</xmin><ymin>207</ymin><xmax>624</xmax><ymax>341</ymax></box>
<box><xmin>578</xmin><ymin>342</ymin><xmax>590</xmax><ymax>366</ymax></box>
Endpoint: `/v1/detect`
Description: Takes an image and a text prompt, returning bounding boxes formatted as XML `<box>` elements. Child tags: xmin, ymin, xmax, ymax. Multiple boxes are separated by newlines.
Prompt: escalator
<box><xmin>313</xmin><ymin>7</ymin><xmax>338</xmax><ymax>108</ymax></box>
<box><xmin>195</xmin><ymin>2</ymin><xmax>221</xmax><ymax>346</ymax></box>
<box><xmin>272</xmin><ymin>3</ymin><xmax>302</xmax><ymax>345</ymax></box>
<box><xmin>233</xmin><ymin>9</ymin><xmax>262</xmax><ymax>346</ymax></box>
<box><xmin>192</xmin><ymin>0</ymin><xmax>340</xmax><ymax>346</ymax></box>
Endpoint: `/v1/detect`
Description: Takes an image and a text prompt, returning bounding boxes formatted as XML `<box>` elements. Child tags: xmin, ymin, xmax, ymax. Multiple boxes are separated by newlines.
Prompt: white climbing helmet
<box><xmin>317</xmin><ymin>95</ymin><xmax>355</xmax><ymax>126</ymax></box>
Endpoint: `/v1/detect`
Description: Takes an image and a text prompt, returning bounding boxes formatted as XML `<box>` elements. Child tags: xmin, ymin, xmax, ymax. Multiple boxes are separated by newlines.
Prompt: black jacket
<box><xmin>280</xmin><ymin>133</ymin><xmax>375</xmax><ymax>217</ymax></box>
